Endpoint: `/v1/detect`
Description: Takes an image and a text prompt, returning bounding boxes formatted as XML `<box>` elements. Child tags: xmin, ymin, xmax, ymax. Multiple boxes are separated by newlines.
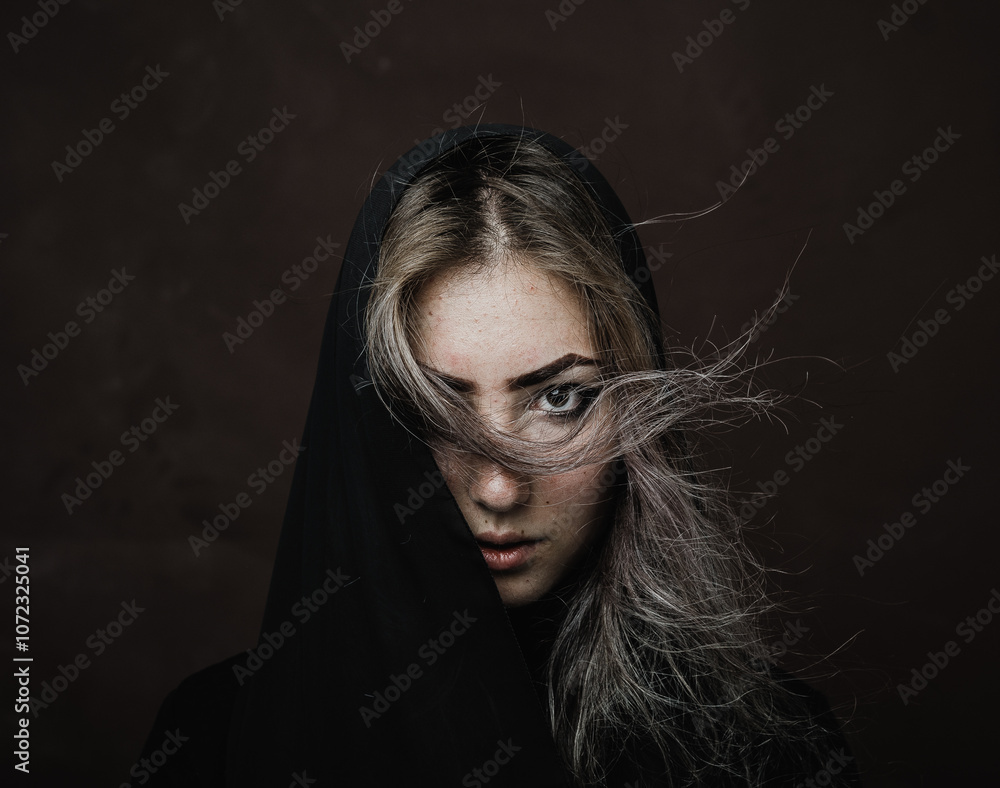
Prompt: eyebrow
<box><xmin>422</xmin><ymin>353</ymin><xmax>599</xmax><ymax>394</ymax></box>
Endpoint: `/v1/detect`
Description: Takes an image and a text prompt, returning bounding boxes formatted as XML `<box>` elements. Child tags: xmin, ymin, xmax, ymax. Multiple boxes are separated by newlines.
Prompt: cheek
<box><xmin>538</xmin><ymin>462</ymin><xmax>616</xmax><ymax>533</ymax></box>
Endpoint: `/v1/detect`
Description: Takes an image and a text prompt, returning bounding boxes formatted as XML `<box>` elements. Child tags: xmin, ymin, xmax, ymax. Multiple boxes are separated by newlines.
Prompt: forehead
<box><xmin>412</xmin><ymin>259</ymin><xmax>593</xmax><ymax>384</ymax></box>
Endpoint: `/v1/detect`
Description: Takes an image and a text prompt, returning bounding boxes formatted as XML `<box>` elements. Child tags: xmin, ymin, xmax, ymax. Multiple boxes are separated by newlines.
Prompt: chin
<box><xmin>494</xmin><ymin>576</ymin><xmax>547</xmax><ymax>608</ymax></box>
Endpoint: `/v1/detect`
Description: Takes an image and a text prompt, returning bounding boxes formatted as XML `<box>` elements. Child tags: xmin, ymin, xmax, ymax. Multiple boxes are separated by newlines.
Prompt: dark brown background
<box><xmin>3</xmin><ymin>0</ymin><xmax>998</xmax><ymax>785</ymax></box>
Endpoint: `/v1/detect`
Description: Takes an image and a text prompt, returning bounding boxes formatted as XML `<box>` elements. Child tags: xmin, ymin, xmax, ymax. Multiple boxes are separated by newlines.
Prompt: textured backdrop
<box><xmin>3</xmin><ymin>0</ymin><xmax>998</xmax><ymax>785</ymax></box>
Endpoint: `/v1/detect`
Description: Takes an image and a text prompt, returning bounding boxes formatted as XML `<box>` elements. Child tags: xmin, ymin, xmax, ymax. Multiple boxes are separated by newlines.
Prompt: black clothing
<box><xmin>137</xmin><ymin>125</ymin><xmax>859</xmax><ymax>787</ymax></box>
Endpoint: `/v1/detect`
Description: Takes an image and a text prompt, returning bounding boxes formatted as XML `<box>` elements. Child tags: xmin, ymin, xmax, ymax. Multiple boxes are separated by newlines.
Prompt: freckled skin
<box><xmin>413</xmin><ymin>259</ymin><xmax>615</xmax><ymax>607</ymax></box>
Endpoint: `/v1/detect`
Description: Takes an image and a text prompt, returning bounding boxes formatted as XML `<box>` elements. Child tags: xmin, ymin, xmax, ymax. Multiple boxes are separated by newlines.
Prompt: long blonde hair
<box><xmin>366</xmin><ymin>135</ymin><xmax>842</xmax><ymax>786</ymax></box>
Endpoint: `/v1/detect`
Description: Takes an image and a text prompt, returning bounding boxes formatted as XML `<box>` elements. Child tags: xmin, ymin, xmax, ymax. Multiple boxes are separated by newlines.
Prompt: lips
<box><xmin>475</xmin><ymin>533</ymin><xmax>540</xmax><ymax>571</ymax></box>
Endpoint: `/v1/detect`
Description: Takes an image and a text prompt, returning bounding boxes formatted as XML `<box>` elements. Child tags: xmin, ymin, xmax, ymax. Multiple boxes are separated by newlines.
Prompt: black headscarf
<box><xmin>213</xmin><ymin>125</ymin><xmax>659</xmax><ymax>787</ymax></box>
<box><xmin>139</xmin><ymin>124</ymin><xmax>858</xmax><ymax>788</ymax></box>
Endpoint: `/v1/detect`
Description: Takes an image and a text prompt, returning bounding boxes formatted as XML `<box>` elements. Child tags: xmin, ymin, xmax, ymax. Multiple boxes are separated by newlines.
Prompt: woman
<box><xmin>138</xmin><ymin>125</ymin><xmax>858</xmax><ymax>787</ymax></box>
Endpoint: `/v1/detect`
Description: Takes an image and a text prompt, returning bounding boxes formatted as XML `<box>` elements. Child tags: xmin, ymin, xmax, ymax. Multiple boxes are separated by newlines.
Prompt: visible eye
<box><xmin>532</xmin><ymin>383</ymin><xmax>597</xmax><ymax>418</ymax></box>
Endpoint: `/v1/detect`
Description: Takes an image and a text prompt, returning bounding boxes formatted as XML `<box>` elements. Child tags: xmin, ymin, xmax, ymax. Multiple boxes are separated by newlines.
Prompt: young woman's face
<box><xmin>414</xmin><ymin>258</ymin><xmax>616</xmax><ymax>607</ymax></box>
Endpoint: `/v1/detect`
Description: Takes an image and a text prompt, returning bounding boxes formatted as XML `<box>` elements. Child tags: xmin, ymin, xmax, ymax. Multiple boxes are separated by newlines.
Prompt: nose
<box><xmin>468</xmin><ymin>457</ymin><xmax>530</xmax><ymax>513</ymax></box>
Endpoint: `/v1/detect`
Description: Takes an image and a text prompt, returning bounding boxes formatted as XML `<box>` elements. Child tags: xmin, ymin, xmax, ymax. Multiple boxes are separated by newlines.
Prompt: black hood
<box><xmin>226</xmin><ymin>124</ymin><xmax>658</xmax><ymax>787</ymax></box>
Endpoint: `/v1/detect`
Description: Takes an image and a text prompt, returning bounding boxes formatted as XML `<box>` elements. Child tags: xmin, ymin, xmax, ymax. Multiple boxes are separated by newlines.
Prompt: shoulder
<box><xmin>133</xmin><ymin>654</ymin><xmax>245</xmax><ymax>787</ymax></box>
